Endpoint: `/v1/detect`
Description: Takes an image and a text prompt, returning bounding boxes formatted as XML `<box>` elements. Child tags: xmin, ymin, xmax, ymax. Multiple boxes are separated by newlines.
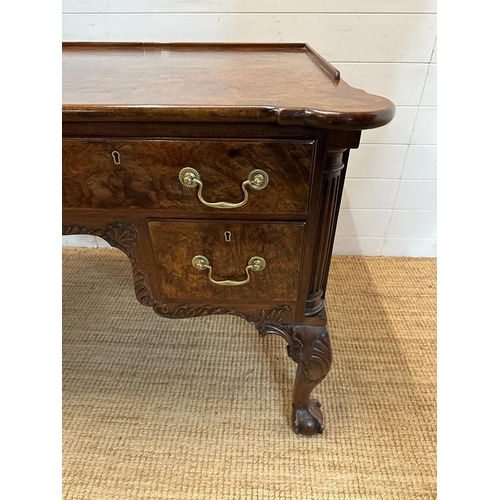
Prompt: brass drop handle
<box><xmin>179</xmin><ymin>167</ymin><xmax>269</xmax><ymax>209</ymax></box>
<box><xmin>192</xmin><ymin>255</ymin><xmax>266</xmax><ymax>286</ymax></box>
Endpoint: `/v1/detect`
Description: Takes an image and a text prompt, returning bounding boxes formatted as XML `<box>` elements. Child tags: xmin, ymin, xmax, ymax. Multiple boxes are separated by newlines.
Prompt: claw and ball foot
<box><xmin>293</xmin><ymin>399</ymin><xmax>325</xmax><ymax>435</ymax></box>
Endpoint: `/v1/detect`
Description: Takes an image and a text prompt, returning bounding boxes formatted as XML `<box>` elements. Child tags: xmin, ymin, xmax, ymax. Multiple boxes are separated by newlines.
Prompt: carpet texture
<box><xmin>63</xmin><ymin>248</ymin><xmax>436</xmax><ymax>500</ymax></box>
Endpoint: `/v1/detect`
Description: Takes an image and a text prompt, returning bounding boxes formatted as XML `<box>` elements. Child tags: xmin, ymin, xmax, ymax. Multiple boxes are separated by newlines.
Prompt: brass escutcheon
<box><xmin>111</xmin><ymin>151</ymin><xmax>121</xmax><ymax>165</ymax></box>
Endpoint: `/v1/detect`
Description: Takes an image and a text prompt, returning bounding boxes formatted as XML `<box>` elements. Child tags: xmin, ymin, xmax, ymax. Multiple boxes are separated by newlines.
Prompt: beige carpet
<box><xmin>63</xmin><ymin>248</ymin><xmax>436</xmax><ymax>500</ymax></box>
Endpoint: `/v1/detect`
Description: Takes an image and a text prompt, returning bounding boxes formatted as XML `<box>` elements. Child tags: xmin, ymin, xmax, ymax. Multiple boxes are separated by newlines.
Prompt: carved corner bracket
<box><xmin>63</xmin><ymin>222</ymin><xmax>153</xmax><ymax>307</ymax></box>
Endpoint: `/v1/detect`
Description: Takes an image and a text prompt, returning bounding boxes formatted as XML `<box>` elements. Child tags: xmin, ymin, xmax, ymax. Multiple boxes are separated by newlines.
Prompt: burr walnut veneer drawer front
<box><xmin>62</xmin><ymin>139</ymin><xmax>315</xmax><ymax>214</ymax></box>
<box><xmin>148</xmin><ymin>220</ymin><xmax>306</xmax><ymax>302</ymax></box>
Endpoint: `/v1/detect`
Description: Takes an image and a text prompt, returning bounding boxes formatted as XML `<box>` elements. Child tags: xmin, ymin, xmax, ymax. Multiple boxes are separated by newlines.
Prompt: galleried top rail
<box><xmin>62</xmin><ymin>42</ymin><xmax>395</xmax><ymax>129</ymax></box>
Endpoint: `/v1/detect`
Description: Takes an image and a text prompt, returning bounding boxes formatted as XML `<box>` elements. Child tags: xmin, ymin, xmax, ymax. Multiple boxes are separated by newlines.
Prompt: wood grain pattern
<box><xmin>62</xmin><ymin>140</ymin><xmax>126</xmax><ymax>208</ymax></box>
<box><xmin>63</xmin><ymin>139</ymin><xmax>314</xmax><ymax>213</ymax></box>
<box><xmin>149</xmin><ymin>221</ymin><xmax>305</xmax><ymax>301</ymax></box>
<box><xmin>62</xmin><ymin>43</ymin><xmax>395</xmax><ymax>129</ymax></box>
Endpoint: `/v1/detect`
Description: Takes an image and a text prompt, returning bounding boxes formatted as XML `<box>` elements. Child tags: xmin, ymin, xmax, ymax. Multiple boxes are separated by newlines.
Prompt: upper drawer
<box><xmin>62</xmin><ymin>139</ymin><xmax>315</xmax><ymax>214</ymax></box>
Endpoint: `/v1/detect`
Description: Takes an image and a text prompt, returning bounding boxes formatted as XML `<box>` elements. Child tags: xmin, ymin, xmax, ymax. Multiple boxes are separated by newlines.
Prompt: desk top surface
<box><xmin>62</xmin><ymin>42</ymin><xmax>394</xmax><ymax>130</ymax></box>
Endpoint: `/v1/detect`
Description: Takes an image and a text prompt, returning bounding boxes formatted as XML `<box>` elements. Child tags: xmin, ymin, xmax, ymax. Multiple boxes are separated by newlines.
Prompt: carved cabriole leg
<box><xmin>291</xmin><ymin>325</ymin><xmax>332</xmax><ymax>435</ymax></box>
<box><xmin>257</xmin><ymin>323</ymin><xmax>332</xmax><ymax>435</ymax></box>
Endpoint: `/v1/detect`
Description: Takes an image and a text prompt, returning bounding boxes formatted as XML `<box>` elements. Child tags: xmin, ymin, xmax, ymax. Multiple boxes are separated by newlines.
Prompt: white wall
<box><xmin>62</xmin><ymin>0</ymin><xmax>437</xmax><ymax>257</ymax></box>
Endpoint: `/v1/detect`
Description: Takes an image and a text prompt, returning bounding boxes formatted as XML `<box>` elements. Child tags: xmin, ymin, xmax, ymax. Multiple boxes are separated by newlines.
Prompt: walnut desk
<box><xmin>62</xmin><ymin>42</ymin><xmax>395</xmax><ymax>435</ymax></box>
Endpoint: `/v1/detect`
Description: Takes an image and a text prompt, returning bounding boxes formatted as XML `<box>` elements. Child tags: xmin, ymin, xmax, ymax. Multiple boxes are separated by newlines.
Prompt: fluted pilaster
<box><xmin>306</xmin><ymin>149</ymin><xmax>349</xmax><ymax>316</ymax></box>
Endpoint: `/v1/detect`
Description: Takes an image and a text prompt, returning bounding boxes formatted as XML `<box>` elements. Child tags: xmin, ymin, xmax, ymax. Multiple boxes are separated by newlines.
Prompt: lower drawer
<box><xmin>148</xmin><ymin>220</ymin><xmax>305</xmax><ymax>302</ymax></box>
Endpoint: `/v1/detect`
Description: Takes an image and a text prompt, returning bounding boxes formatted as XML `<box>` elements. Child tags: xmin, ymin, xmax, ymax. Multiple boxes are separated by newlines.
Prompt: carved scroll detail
<box><xmin>153</xmin><ymin>302</ymin><xmax>290</xmax><ymax>325</ymax></box>
<box><xmin>257</xmin><ymin>323</ymin><xmax>302</xmax><ymax>361</ymax></box>
<box><xmin>62</xmin><ymin>222</ymin><xmax>290</xmax><ymax>324</ymax></box>
<box><xmin>257</xmin><ymin>323</ymin><xmax>332</xmax><ymax>383</ymax></box>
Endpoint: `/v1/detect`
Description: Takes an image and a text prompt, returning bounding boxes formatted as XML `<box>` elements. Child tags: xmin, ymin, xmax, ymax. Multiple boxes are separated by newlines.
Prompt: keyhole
<box><xmin>224</xmin><ymin>231</ymin><xmax>231</xmax><ymax>242</ymax></box>
<box><xmin>112</xmin><ymin>151</ymin><xmax>121</xmax><ymax>165</ymax></box>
